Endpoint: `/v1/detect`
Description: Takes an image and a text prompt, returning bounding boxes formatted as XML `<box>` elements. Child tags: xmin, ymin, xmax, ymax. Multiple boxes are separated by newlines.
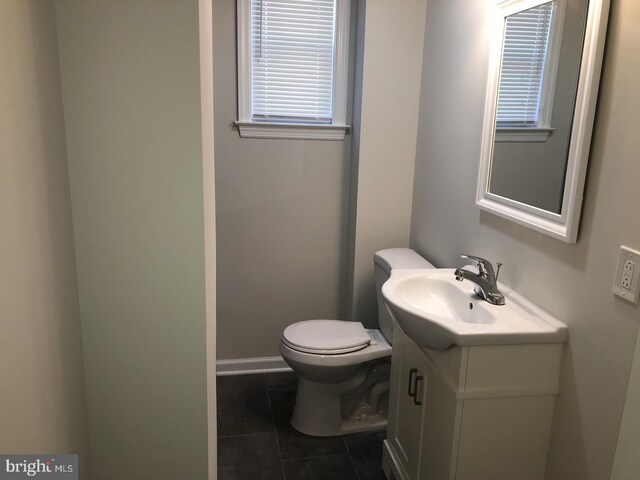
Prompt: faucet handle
<box><xmin>460</xmin><ymin>254</ymin><xmax>491</xmax><ymax>275</ymax></box>
<box><xmin>495</xmin><ymin>262</ymin><xmax>503</xmax><ymax>281</ymax></box>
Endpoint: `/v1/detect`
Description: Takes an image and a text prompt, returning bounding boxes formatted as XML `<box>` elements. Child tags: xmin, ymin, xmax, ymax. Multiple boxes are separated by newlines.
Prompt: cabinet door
<box><xmin>387</xmin><ymin>328</ymin><xmax>429</xmax><ymax>480</ymax></box>
<box><xmin>419</xmin><ymin>363</ymin><xmax>461</xmax><ymax>480</ymax></box>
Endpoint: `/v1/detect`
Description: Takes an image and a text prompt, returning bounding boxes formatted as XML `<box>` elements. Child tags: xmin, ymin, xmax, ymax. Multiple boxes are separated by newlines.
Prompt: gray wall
<box><xmin>55</xmin><ymin>1</ymin><xmax>209</xmax><ymax>478</ymax></box>
<box><xmin>346</xmin><ymin>0</ymin><xmax>427</xmax><ymax>327</ymax></box>
<box><xmin>410</xmin><ymin>0</ymin><xmax>640</xmax><ymax>479</ymax></box>
<box><xmin>213</xmin><ymin>0</ymin><xmax>351</xmax><ymax>360</ymax></box>
<box><xmin>0</xmin><ymin>1</ymin><xmax>89</xmax><ymax>474</ymax></box>
<box><xmin>611</xmin><ymin>326</ymin><xmax>640</xmax><ymax>479</ymax></box>
<box><xmin>607</xmin><ymin>7</ymin><xmax>640</xmax><ymax>478</ymax></box>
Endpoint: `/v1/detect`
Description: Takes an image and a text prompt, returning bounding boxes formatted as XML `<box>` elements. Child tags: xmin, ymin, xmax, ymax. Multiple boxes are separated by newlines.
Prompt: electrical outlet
<box><xmin>613</xmin><ymin>246</ymin><xmax>640</xmax><ymax>304</ymax></box>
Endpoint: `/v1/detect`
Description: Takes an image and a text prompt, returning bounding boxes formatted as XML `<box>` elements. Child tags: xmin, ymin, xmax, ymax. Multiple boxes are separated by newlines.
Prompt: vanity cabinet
<box><xmin>386</xmin><ymin>329</ymin><xmax>429</xmax><ymax>479</ymax></box>
<box><xmin>383</xmin><ymin>326</ymin><xmax>563</xmax><ymax>480</ymax></box>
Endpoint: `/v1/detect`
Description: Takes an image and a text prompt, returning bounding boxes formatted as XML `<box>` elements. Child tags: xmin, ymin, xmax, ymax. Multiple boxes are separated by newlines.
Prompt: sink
<box><xmin>382</xmin><ymin>269</ymin><xmax>567</xmax><ymax>351</ymax></box>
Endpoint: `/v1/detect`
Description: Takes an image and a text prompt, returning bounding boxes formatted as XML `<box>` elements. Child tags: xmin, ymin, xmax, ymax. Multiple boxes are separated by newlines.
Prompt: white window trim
<box><xmin>495</xmin><ymin>0</ymin><xmax>566</xmax><ymax>143</ymax></box>
<box><xmin>495</xmin><ymin>127</ymin><xmax>555</xmax><ymax>142</ymax></box>
<box><xmin>236</xmin><ymin>0</ymin><xmax>351</xmax><ymax>140</ymax></box>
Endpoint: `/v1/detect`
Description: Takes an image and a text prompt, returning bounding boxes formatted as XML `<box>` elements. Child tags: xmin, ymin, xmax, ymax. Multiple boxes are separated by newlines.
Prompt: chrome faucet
<box><xmin>454</xmin><ymin>255</ymin><xmax>505</xmax><ymax>306</ymax></box>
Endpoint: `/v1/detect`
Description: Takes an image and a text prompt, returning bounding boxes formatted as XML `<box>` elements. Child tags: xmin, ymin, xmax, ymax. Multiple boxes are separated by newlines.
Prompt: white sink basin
<box><xmin>382</xmin><ymin>269</ymin><xmax>567</xmax><ymax>351</ymax></box>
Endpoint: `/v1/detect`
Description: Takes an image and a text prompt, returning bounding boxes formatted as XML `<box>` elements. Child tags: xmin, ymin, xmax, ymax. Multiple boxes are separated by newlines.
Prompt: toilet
<box><xmin>280</xmin><ymin>248</ymin><xmax>434</xmax><ymax>436</ymax></box>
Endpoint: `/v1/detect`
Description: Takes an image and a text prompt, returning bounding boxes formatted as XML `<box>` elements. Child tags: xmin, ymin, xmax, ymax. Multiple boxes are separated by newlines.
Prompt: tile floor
<box><xmin>217</xmin><ymin>372</ymin><xmax>386</xmax><ymax>480</ymax></box>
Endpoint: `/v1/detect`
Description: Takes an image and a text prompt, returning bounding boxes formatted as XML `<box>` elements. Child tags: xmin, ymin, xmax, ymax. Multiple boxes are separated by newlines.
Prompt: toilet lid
<box><xmin>282</xmin><ymin>320</ymin><xmax>371</xmax><ymax>355</ymax></box>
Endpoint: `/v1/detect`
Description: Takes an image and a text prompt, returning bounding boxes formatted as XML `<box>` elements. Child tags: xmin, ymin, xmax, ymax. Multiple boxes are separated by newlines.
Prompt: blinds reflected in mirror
<box><xmin>497</xmin><ymin>2</ymin><xmax>555</xmax><ymax>127</ymax></box>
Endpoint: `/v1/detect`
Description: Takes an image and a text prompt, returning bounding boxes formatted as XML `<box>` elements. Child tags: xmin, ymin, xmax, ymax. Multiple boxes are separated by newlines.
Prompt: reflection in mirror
<box><xmin>490</xmin><ymin>0</ymin><xmax>587</xmax><ymax>214</ymax></box>
<box><xmin>477</xmin><ymin>0</ymin><xmax>610</xmax><ymax>242</ymax></box>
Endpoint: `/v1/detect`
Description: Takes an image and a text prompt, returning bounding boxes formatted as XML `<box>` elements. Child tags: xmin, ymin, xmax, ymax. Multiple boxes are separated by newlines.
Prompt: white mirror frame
<box><xmin>477</xmin><ymin>0</ymin><xmax>610</xmax><ymax>243</ymax></box>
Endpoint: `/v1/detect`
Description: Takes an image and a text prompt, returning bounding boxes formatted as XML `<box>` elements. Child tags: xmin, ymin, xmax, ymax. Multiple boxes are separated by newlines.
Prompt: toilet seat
<box><xmin>282</xmin><ymin>320</ymin><xmax>371</xmax><ymax>355</ymax></box>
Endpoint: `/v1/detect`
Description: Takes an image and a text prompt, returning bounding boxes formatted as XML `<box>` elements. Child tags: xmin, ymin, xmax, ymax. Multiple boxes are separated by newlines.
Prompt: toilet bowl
<box><xmin>280</xmin><ymin>248</ymin><xmax>434</xmax><ymax>437</ymax></box>
<box><xmin>280</xmin><ymin>321</ymin><xmax>392</xmax><ymax>436</ymax></box>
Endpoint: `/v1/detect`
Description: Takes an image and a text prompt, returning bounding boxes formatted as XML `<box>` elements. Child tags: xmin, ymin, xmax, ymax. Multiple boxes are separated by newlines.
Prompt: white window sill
<box><xmin>495</xmin><ymin>127</ymin><xmax>555</xmax><ymax>143</ymax></box>
<box><xmin>235</xmin><ymin>121</ymin><xmax>350</xmax><ymax>141</ymax></box>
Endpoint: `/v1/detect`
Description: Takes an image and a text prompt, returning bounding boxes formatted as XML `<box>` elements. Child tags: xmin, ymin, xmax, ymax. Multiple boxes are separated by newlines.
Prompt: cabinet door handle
<box><xmin>413</xmin><ymin>375</ymin><xmax>424</xmax><ymax>406</ymax></box>
<box><xmin>407</xmin><ymin>368</ymin><xmax>418</xmax><ymax>397</ymax></box>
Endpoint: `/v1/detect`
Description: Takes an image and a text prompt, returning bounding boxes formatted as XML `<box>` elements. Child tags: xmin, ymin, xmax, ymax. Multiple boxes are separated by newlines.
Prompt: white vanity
<box><xmin>381</xmin><ymin>268</ymin><xmax>567</xmax><ymax>480</ymax></box>
<box><xmin>379</xmin><ymin>0</ymin><xmax>608</xmax><ymax>474</ymax></box>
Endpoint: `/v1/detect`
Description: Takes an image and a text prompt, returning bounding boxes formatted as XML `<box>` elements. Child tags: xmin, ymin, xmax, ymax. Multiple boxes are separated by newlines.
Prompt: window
<box><xmin>495</xmin><ymin>0</ymin><xmax>565</xmax><ymax>141</ymax></box>
<box><xmin>236</xmin><ymin>0</ymin><xmax>350</xmax><ymax>140</ymax></box>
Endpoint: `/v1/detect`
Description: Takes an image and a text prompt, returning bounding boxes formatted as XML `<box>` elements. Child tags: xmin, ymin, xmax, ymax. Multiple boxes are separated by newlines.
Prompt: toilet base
<box><xmin>290</xmin><ymin>360</ymin><xmax>390</xmax><ymax>437</ymax></box>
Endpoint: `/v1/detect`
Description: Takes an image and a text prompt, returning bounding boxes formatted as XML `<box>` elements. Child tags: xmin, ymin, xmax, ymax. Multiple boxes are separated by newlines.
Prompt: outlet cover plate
<box><xmin>613</xmin><ymin>245</ymin><xmax>640</xmax><ymax>304</ymax></box>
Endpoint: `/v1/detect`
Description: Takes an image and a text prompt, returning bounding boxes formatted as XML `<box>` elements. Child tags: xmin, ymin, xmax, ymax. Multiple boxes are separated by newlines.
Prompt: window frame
<box><xmin>236</xmin><ymin>0</ymin><xmax>351</xmax><ymax>140</ymax></box>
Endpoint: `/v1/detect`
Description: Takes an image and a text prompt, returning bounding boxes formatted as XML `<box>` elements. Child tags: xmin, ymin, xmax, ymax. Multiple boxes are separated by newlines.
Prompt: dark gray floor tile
<box><xmin>269</xmin><ymin>388</ymin><xmax>347</xmax><ymax>460</ymax></box>
<box><xmin>217</xmin><ymin>374</ymin><xmax>273</xmax><ymax>437</ymax></box>
<box><xmin>283</xmin><ymin>454</ymin><xmax>359</xmax><ymax>480</ymax></box>
<box><xmin>351</xmin><ymin>458</ymin><xmax>386</xmax><ymax>480</ymax></box>
<box><xmin>217</xmin><ymin>373</ymin><xmax>385</xmax><ymax>480</ymax></box>
<box><xmin>218</xmin><ymin>432</ymin><xmax>284</xmax><ymax>480</ymax></box>
<box><xmin>265</xmin><ymin>371</ymin><xmax>298</xmax><ymax>390</ymax></box>
<box><xmin>344</xmin><ymin>431</ymin><xmax>385</xmax><ymax>458</ymax></box>
<box><xmin>217</xmin><ymin>373</ymin><xmax>267</xmax><ymax>402</ymax></box>
<box><xmin>268</xmin><ymin>387</ymin><xmax>297</xmax><ymax>425</ymax></box>
<box><xmin>345</xmin><ymin>431</ymin><xmax>386</xmax><ymax>480</ymax></box>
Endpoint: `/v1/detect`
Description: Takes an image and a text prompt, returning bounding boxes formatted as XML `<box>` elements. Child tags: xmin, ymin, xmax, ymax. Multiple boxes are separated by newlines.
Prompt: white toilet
<box><xmin>280</xmin><ymin>248</ymin><xmax>434</xmax><ymax>436</ymax></box>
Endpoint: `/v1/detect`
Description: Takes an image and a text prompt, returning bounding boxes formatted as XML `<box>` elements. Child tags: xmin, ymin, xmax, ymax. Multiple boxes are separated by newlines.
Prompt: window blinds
<box><xmin>497</xmin><ymin>2</ymin><xmax>554</xmax><ymax>127</ymax></box>
<box><xmin>251</xmin><ymin>0</ymin><xmax>336</xmax><ymax>123</ymax></box>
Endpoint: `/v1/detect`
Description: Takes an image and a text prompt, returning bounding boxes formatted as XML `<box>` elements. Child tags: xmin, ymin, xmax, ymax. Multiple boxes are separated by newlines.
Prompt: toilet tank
<box><xmin>374</xmin><ymin>248</ymin><xmax>434</xmax><ymax>344</ymax></box>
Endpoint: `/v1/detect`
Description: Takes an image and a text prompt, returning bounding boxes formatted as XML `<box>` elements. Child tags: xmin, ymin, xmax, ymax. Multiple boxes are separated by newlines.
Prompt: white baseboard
<box><xmin>216</xmin><ymin>356</ymin><xmax>292</xmax><ymax>376</ymax></box>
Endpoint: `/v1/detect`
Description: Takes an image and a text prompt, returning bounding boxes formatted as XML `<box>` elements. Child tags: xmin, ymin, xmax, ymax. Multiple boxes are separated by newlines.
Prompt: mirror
<box><xmin>477</xmin><ymin>0</ymin><xmax>610</xmax><ymax>242</ymax></box>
